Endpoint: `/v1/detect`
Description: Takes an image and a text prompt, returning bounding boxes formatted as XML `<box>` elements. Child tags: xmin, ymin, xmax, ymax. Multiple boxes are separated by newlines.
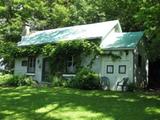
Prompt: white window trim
<box><xmin>66</xmin><ymin>56</ymin><xmax>75</xmax><ymax>73</ymax></box>
<box><xmin>27</xmin><ymin>57</ymin><xmax>36</xmax><ymax>73</ymax></box>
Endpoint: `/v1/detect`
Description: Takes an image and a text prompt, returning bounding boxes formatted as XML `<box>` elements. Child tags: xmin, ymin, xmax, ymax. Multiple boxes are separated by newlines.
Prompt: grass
<box><xmin>0</xmin><ymin>86</ymin><xmax>160</xmax><ymax>120</ymax></box>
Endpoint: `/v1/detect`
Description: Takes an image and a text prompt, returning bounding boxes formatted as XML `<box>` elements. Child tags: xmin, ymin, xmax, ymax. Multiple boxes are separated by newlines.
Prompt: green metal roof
<box><xmin>100</xmin><ymin>32</ymin><xmax>144</xmax><ymax>49</ymax></box>
<box><xmin>18</xmin><ymin>20</ymin><xmax>121</xmax><ymax>46</ymax></box>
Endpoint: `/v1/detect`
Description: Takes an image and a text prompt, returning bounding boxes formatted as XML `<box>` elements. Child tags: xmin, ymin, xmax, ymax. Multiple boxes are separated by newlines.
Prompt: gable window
<box><xmin>106</xmin><ymin>65</ymin><xmax>114</xmax><ymax>74</ymax></box>
<box><xmin>119</xmin><ymin>65</ymin><xmax>126</xmax><ymax>74</ymax></box>
<box><xmin>27</xmin><ymin>57</ymin><xmax>36</xmax><ymax>73</ymax></box>
<box><xmin>66</xmin><ymin>56</ymin><xmax>75</xmax><ymax>73</ymax></box>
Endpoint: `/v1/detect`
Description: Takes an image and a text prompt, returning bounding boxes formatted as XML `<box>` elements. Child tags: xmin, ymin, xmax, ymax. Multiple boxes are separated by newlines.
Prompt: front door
<box><xmin>42</xmin><ymin>58</ymin><xmax>51</xmax><ymax>82</ymax></box>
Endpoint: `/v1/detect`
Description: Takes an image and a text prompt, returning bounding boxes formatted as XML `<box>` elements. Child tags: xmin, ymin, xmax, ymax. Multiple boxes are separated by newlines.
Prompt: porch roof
<box><xmin>100</xmin><ymin>32</ymin><xmax>144</xmax><ymax>49</ymax></box>
<box><xmin>18</xmin><ymin>20</ymin><xmax>121</xmax><ymax>46</ymax></box>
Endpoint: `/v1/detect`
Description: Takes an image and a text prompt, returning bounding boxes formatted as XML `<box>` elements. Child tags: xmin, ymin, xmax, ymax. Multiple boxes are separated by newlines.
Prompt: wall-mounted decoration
<box><xmin>119</xmin><ymin>65</ymin><xmax>126</xmax><ymax>74</ymax></box>
<box><xmin>106</xmin><ymin>65</ymin><xmax>114</xmax><ymax>74</ymax></box>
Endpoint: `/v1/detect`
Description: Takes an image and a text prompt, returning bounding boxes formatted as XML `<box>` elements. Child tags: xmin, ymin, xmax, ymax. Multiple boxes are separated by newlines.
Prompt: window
<box><xmin>66</xmin><ymin>56</ymin><xmax>75</xmax><ymax>73</ymax></box>
<box><xmin>67</xmin><ymin>56</ymin><xmax>74</xmax><ymax>67</ymax></box>
<box><xmin>106</xmin><ymin>65</ymin><xmax>114</xmax><ymax>74</ymax></box>
<box><xmin>27</xmin><ymin>57</ymin><xmax>36</xmax><ymax>73</ymax></box>
<box><xmin>21</xmin><ymin>60</ymin><xmax>27</xmax><ymax>66</ymax></box>
<box><xmin>119</xmin><ymin>65</ymin><xmax>126</xmax><ymax>74</ymax></box>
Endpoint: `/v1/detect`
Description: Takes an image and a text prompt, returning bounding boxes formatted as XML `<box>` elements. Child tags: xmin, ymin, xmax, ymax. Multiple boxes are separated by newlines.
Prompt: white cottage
<box><xmin>14</xmin><ymin>20</ymin><xmax>148</xmax><ymax>90</ymax></box>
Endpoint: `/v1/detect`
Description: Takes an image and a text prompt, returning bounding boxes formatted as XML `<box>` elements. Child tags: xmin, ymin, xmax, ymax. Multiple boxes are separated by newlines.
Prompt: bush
<box><xmin>71</xmin><ymin>68</ymin><xmax>100</xmax><ymax>90</ymax></box>
<box><xmin>127</xmin><ymin>83</ymin><xmax>137</xmax><ymax>92</ymax></box>
<box><xmin>0</xmin><ymin>74</ymin><xmax>37</xmax><ymax>87</ymax></box>
<box><xmin>0</xmin><ymin>74</ymin><xmax>14</xmax><ymax>86</ymax></box>
<box><xmin>49</xmin><ymin>75</ymin><xmax>68</xmax><ymax>87</ymax></box>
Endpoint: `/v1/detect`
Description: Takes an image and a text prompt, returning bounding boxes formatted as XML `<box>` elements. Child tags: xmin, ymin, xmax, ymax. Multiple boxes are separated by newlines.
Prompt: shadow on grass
<box><xmin>0</xmin><ymin>86</ymin><xmax>160</xmax><ymax>120</ymax></box>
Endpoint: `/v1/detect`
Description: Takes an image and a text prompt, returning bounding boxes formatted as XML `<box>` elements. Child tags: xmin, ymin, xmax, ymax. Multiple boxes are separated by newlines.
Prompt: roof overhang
<box><xmin>100</xmin><ymin>32</ymin><xmax>144</xmax><ymax>49</ymax></box>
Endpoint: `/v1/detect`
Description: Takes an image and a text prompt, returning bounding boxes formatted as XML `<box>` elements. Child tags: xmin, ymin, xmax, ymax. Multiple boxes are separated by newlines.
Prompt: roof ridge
<box><xmin>28</xmin><ymin>20</ymin><xmax>119</xmax><ymax>35</ymax></box>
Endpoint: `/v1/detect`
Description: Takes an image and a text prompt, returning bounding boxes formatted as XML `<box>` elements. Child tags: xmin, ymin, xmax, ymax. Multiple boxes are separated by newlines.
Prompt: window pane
<box><xmin>66</xmin><ymin>56</ymin><xmax>75</xmax><ymax>73</ymax></box>
<box><xmin>27</xmin><ymin>57</ymin><xmax>36</xmax><ymax>73</ymax></box>
<box><xmin>67</xmin><ymin>61</ymin><xmax>72</xmax><ymax>67</ymax></box>
<box><xmin>22</xmin><ymin>60</ymin><xmax>27</xmax><ymax>66</ymax></box>
<box><xmin>119</xmin><ymin>65</ymin><xmax>126</xmax><ymax>74</ymax></box>
<box><xmin>106</xmin><ymin>65</ymin><xmax>114</xmax><ymax>74</ymax></box>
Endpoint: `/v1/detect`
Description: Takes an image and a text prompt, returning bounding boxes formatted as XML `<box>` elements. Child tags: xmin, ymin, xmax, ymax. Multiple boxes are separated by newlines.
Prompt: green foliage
<box><xmin>48</xmin><ymin>75</ymin><xmax>70</xmax><ymax>87</ymax></box>
<box><xmin>0</xmin><ymin>74</ymin><xmax>37</xmax><ymax>87</ymax></box>
<box><xmin>0</xmin><ymin>39</ymin><xmax>101</xmax><ymax>73</ymax></box>
<box><xmin>127</xmin><ymin>83</ymin><xmax>137</xmax><ymax>92</ymax></box>
<box><xmin>0</xmin><ymin>41</ymin><xmax>41</xmax><ymax>58</ymax></box>
<box><xmin>0</xmin><ymin>41</ymin><xmax>42</xmax><ymax>70</ymax></box>
<box><xmin>14</xmin><ymin>45</ymin><xmax>42</xmax><ymax>57</ymax></box>
<box><xmin>0</xmin><ymin>41</ymin><xmax>17</xmax><ymax>69</ymax></box>
<box><xmin>0</xmin><ymin>0</ymin><xmax>160</xmax><ymax>69</ymax></box>
<box><xmin>71</xmin><ymin>68</ymin><xmax>100</xmax><ymax>90</ymax></box>
<box><xmin>106</xmin><ymin>52</ymin><xmax>121</xmax><ymax>61</ymax></box>
<box><xmin>48</xmin><ymin>75</ymin><xmax>63</xmax><ymax>87</ymax></box>
<box><xmin>134</xmin><ymin>0</ymin><xmax>160</xmax><ymax>61</ymax></box>
<box><xmin>42</xmin><ymin>40</ymin><xmax>102</xmax><ymax>73</ymax></box>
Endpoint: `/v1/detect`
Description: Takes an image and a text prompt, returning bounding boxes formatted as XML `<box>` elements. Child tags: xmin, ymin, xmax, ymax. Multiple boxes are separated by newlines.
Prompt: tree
<box><xmin>134</xmin><ymin>0</ymin><xmax>160</xmax><ymax>61</ymax></box>
<box><xmin>0</xmin><ymin>0</ymin><xmax>160</xmax><ymax>71</ymax></box>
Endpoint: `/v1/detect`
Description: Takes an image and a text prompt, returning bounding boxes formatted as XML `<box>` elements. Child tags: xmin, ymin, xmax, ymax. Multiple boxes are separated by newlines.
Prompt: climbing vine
<box><xmin>10</xmin><ymin>39</ymin><xmax>102</xmax><ymax>73</ymax></box>
<box><xmin>101</xmin><ymin>51</ymin><xmax>121</xmax><ymax>61</ymax></box>
<box><xmin>42</xmin><ymin>40</ymin><xmax>102</xmax><ymax>73</ymax></box>
<box><xmin>11</xmin><ymin>39</ymin><xmax>125</xmax><ymax>74</ymax></box>
<box><xmin>14</xmin><ymin>45</ymin><xmax>42</xmax><ymax>57</ymax></box>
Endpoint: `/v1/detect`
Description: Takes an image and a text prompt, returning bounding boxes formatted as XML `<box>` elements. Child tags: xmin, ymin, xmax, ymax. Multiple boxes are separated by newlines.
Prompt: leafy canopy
<box><xmin>0</xmin><ymin>0</ymin><xmax>160</xmax><ymax>69</ymax></box>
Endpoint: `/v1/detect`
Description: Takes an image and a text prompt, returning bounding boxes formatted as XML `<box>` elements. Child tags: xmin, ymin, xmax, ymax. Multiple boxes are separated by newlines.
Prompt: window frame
<box><xmin>67</xmin><ymin>56</ymin><xmax>74</xmax><ymax>68</ymax></box>
<box><xmin>66</xmin><ymin>56</ymin><xmax>75</xmax><ymax>73</ymax></box>
<box><xmin>21</xmin><ymin>60</ymin><xmax>27</xmax><ymax>66</ymax></box>
<box><xmin>106</xmin><ymin>65</ymin><xmax>114</xmax><ymax>74</ymax></box>
<box><xmin>27</xmin><ymin>57</ymin><xmax>36</xmax><ymax>73</ymax></box>
<box><xmin>119</xmin><ymin>65</ymin><xmax>126</xmax><ymax>74</ymax></box>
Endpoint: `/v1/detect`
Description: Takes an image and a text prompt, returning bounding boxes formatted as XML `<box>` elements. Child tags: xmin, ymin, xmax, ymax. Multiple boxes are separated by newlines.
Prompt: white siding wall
<box><xmin>81</xmin><ymin>54</ymin><xmax>101</xmax><ymax>74</ymax></box>
<box><xmin>34</xmin><ymin>55</ymin><xmax>43</xmax><ymax>82</ymax></box>
<box><xmin>14</xmin><ymin>58</ymin><xmax>28</xmax><ymax>75</ymax></box>
<box><xmin>91</xmin><ymin>56</ymin><xmax>101</xmax><ymax>73</ymax></box>
<box><xmin>100</xmin><ymin>50</ymin><xmax>134</xmax><ymax>90</ymax></box>
<box><xmin>14</xmin><ymin>55</ymin><xmax>43</xmax><ymax>82</ymax></box>
<box><xmin>81</xmin><ymin>50</ymin><xmax>134</xmax><ymax>91</ymax></box>
<box><xmin>102</xmin><ymin>25</ymin><xmax>121</xmax><ymax>42</ymax></box>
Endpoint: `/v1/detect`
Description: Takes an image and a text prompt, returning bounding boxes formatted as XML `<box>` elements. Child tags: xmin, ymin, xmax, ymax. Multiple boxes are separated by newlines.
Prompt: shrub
<box><xmin>71</xmin><ymin>68</ymin><xmax>100</xmax><ymax>90</ymax></box>
<box><xmin>0</xmin><ymin>74</ymin><xmax>14</xmax><ymax>86</ymax></box>
<box><xmin>18</xmin><ymin>76</ymin><xmax>38</xmax><ymax>86</ymax></box>
<box><xmin>0</xmin><ymin>74</ymin><xmax>37</xmax><ymax>87</ymax></box>
<box><xmin>49</xmin><ymin>75</ymin><xmax>67</xmax><ymax>87</ymax></box>
<box><xmin>127</xmin><ymin>83</ymin><xmax>137</xmax><ymax>92</ymax></box>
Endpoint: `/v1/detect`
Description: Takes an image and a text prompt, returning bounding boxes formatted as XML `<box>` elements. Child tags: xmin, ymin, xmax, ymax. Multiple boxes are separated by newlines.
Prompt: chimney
<box><xmin>22</xmin><ymin>22</ymin><xmax>30</xmax><ymax>36</ymax></box>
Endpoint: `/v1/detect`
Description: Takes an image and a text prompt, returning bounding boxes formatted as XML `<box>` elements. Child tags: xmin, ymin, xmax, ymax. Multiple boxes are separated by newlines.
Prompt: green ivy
<box><xmin>101</xmin><ymin>51</ymin><xmax>121</xmax><ymax>61</ymax></box>
<box><xmin>1</xmin><ymin>39</ymin><xmax>124</xmax><ymax>73</ymax></box>
<box><xmin>10</xmin><ymin>39</ymin><xmax>102</xmax><ymax>73</ymax></box>
<box><xmin>14</xmin><ymin>45</ymin><xmax>42</xmax><ymax>57</ymax></box>
<box><xmin>42</xmin><ymin>40</ymin><xmax>102</xmax><ymax>73</ymax></box>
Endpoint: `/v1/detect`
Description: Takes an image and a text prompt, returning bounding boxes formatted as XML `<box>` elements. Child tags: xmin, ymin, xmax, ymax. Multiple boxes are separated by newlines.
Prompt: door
<box><xmin>42</xmin><ymin>58</ymin><xmax>51</xmax><ymax>82</ymax></box>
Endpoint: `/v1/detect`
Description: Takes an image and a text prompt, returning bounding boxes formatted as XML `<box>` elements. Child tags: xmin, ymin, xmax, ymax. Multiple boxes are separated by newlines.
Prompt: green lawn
<box><xmin>0</xmin><ymin>87</ymin><xmax>160</xmax><ymax>120</ymax></box>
